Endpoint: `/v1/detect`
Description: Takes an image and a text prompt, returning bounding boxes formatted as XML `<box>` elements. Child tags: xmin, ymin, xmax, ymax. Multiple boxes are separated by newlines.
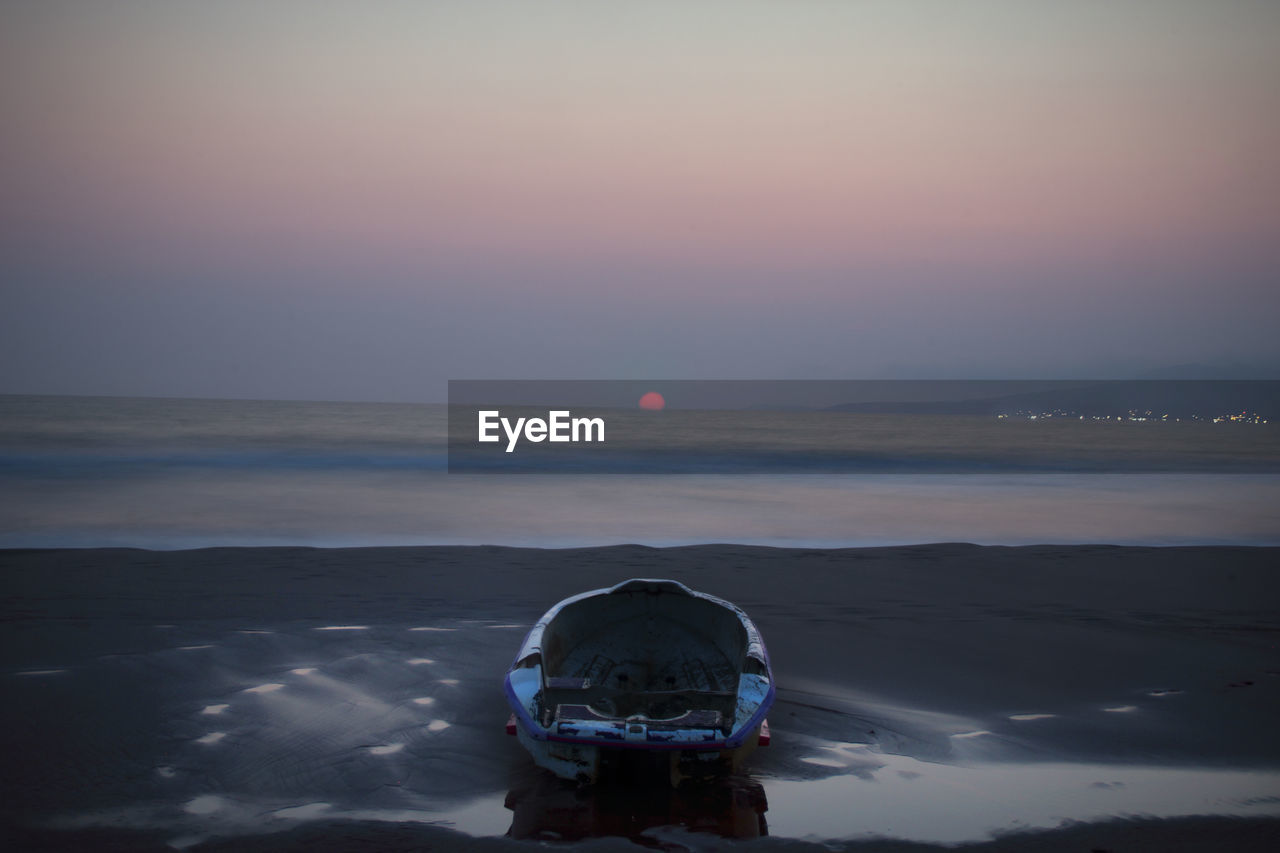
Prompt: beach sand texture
<box><xmin>3</xmin><ymin>544</ymin><xmax>1278</xmax><ymax>850</ymax></box>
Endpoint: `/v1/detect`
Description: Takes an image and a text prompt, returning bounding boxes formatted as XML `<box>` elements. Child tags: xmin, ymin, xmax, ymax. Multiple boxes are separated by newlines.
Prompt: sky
<box><xmin>2</xmin><ymin>0</ymin><xmax>1278</xmax><ymax>402</ymax></box>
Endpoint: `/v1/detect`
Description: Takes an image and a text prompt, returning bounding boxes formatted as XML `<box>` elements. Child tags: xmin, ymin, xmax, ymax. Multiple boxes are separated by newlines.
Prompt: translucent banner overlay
<box><xmin>447</xmin><ymin>380</ymin><xmax>1279</xmax><ymax>474</ymax></box>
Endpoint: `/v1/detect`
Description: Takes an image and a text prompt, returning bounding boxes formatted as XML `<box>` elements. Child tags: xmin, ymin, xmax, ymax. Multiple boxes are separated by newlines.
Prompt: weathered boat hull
<box><xmin>504</xmin><ymin>578</ymin><xmax>774</xmax><ymax>784</ymax></box>
<box><xmin>512</xmin><ymin>717</ymin><xmax>771</xmax><ymax>785</ymax></box>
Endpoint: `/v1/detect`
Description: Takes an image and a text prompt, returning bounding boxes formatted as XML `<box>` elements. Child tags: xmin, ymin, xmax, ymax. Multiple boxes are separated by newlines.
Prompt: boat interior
<box><xmin>538</xmin><ymin>585</ymin><xmax>751</xmax><ymax>727</ymax></box>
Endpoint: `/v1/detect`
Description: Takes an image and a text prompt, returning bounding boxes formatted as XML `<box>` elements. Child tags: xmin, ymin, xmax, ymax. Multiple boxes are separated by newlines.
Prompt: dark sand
<box><xmin>3</xmin><ymin>544</ymin><xmax>1279</xmax><ymax>850</ymax></box>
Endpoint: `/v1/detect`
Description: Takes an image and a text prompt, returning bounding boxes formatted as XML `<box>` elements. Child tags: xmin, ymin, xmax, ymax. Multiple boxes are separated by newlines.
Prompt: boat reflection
<box><xmin>504</xmin><ymin>771</ymin><xmax>768</xmax><ymax>842</ymax></box>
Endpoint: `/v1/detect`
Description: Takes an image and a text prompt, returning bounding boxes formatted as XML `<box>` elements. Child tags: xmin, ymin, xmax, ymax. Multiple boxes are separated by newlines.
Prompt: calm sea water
<box><xmin>1</xmin><ymin>395</ymin><xmax>1277</xmax><ymax>549</ymax></box>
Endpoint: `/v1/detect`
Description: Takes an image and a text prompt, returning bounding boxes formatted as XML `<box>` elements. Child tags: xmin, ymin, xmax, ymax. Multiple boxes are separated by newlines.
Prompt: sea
<box><xmin>2</xmin><ymin>394</ymin><xmax>1278</xmax><ymax>550</ymax></box>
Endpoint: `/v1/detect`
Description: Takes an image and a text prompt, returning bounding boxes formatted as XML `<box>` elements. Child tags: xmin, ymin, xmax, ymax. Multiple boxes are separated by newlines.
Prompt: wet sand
<box><xmin>3</xmin><ymin>544</ymin><xmax>1279</xmax><ymax>850</ymax></box>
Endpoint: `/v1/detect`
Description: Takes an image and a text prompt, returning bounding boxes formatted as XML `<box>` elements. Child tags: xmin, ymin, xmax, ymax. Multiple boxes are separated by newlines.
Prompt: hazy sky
<box><xmin>3</xmin><ymin>1</ymin><xmax>1278</xmax><ymax>401</ymax></box>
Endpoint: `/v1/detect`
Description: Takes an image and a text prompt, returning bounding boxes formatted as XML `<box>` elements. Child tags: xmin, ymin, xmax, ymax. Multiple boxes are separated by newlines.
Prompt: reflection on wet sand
<box><xmin>504</xmin><ymin>771</ymin><xmax>768</xmax><ymax>842</ymax></box>
<box><xmin>764</xmin><ymin>753</ymin><xmax>1280</xmax><ymax>844</ymax></box>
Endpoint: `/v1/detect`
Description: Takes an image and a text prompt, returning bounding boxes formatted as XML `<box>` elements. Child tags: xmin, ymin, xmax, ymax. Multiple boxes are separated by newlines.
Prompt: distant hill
<box><xmin>827</xmin><ymin>381</ymin><xmax>1280</xmax><ymax>419</ymax></box>
<box><xmin>1135</xmin><ymin>363</ymin><xmax>1280</xmax><ymax>380</ymax></box>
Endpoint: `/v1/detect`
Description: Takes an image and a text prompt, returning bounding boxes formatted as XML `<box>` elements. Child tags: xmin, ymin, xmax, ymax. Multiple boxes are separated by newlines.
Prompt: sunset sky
<box><xmin>3</xmin><ymin>1</ymin><xmax>1278</xmax><ymax>401</ymax></box>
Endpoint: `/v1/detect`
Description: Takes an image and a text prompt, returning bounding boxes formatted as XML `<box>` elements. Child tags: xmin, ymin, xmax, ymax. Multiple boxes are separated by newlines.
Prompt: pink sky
<box><xmin>3</xmin><ymin>2</ymin><xmax>1278</xmax><ymax>398</ymax></box>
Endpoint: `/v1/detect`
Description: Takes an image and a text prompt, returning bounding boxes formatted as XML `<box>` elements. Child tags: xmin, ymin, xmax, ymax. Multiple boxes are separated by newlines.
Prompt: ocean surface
<box><xmin>2</xmin><ymin>394</ymin><xmax>1278</xmax><ymax>549</ymax></box>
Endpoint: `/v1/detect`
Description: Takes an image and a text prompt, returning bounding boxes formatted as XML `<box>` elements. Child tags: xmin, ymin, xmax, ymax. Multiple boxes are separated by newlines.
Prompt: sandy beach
<box><xmin>3</xmin><ymin>543</ymin><xmax>1279</xmax><ymax>851</ymax></box>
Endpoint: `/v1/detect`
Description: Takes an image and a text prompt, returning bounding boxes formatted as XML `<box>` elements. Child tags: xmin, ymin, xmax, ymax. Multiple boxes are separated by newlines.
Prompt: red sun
<box><xmin>638</xmin><ymin>391</ymin><xmax>666</xmax><ymax>411</ymax></box>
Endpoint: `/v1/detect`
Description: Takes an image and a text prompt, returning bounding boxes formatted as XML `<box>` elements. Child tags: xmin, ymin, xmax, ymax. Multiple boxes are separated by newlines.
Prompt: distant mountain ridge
<box><xmin>1134</xmin><ymin>363</ymin><xmax>1280</xmax><ymax>380</ymax></box>
<box><xmin>827</xmin><ymin>381</ymin><xmax>1280</xmax><ymax>419</ymax></box>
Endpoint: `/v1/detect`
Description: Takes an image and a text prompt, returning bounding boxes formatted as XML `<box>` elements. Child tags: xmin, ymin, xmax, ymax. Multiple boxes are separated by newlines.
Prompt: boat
<box><xmin>504</xmin><ymin>578</ymin><xmax>774</xmax><ymax>784</ymax></box>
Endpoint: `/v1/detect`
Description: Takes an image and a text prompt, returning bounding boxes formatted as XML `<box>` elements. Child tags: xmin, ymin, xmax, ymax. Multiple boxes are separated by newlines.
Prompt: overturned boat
<box><xmin>504</xmin><ymin>579</ymin><xmax>773</xmax><ymax>784</ymax></box>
